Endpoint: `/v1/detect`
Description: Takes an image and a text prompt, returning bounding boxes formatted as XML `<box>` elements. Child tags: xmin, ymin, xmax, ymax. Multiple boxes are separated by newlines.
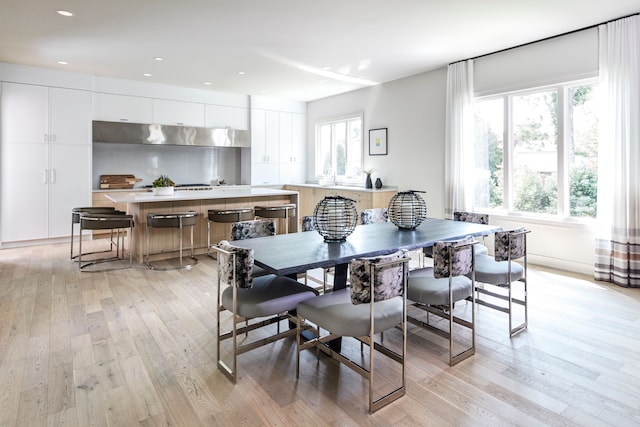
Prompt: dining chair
<box><xmin>407</xmin><ymin>237</ymin><xmax>477</xmax><ymax>365</ymax></box>
<box><xmin>296</xmin><ymin>250</ymin><xmax>409</xmax><ymax>414</ymax></box>
<box><xmin>473</xmin><ymin>227</ymin><xmax>530</xmax><ymax>337</ymax></box>
<box><xmin>213</xmin><ymin>241</ymin><xmax>318</xmax><ymax>383</ymax></box>
<box><xmin>230</xmin><ymin>218</ymin><xmax>276</xmax><ymax>277</ymax></box>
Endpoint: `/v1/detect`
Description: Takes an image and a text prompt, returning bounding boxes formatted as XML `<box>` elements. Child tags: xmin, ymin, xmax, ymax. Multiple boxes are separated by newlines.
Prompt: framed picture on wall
<box><xmin>369</xmin><ymin>128</ymin><xmax>388</xmax><ymax>155</ymax></box>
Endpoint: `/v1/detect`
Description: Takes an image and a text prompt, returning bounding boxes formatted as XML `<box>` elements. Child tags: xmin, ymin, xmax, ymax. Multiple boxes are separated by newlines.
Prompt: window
<box><xmin>473</xmin><ymin>80</ymin><xmax>599</xmax><ymax>219</ymax></box>
<box><xmin>315</xmin><ymin>115</ymin><xmax>363</xmax><ymax>183</ymax></box>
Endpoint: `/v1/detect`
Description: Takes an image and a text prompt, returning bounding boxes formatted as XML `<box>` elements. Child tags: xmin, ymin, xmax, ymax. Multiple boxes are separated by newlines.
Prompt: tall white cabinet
<box><xmin>250</xmin><ymin>97</ymin><xmax>306</xmax><ymax>185</ymax></box>
<box><xmin>1</xmin><ymin>82</ymin><xmax>91</xmax><ymax>242</ymax></box>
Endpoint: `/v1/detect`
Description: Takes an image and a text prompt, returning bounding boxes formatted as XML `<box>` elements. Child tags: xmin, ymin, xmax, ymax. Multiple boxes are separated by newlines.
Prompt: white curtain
<box><xmin>444</xmin><ymin>60</ymin><xmax>475</xmax><ymax>219</ymax></box>
<box><xmin>594</xmin><ymin>15</ymin><xmax>640</xmax><ymax>287</ymax></box>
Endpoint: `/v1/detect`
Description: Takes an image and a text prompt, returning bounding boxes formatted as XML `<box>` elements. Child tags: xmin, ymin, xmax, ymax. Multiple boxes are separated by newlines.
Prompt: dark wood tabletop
<box><xmin>234</xmin><ymin>217</ymin><xmax>501</xmax><ymax>286</ymax></box>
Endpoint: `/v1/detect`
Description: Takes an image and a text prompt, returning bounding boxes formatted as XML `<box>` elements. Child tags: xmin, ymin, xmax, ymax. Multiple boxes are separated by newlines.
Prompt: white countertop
<box><xmin>285</xmin><ymin>183</ymin><xmax>397</xmax><ymax>192</ymax></box>
<box><xmin>105</xmin><ymin>187</ymin><xmax>298</xmax><ymax>203</ymax></box>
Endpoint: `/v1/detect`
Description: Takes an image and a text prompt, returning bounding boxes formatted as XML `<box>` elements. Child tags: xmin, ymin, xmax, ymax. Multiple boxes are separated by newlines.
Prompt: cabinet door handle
<box><xmin>43</xmin><ymin>169</ymin><xmax>48</xmax><ymax>184</ymax></box>
<box><xmin>50</xmin><ymin>169</ymin><xmax>56</xmax><ymax>184</ymax></box>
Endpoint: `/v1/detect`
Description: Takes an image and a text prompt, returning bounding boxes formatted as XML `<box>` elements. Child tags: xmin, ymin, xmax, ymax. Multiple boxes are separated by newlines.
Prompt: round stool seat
<box><xmin>254</xmin><ymin>204</ymin><xmax>297</xmax><ymax>234</ymax></box>
<box><xmin>254</xmin><ymin>204</ymin><xmax>296</xmax><ymax>218</ymax></box>
<box><xmin>148</xmin><ymin>211</ymin><xmax>199</xmax><ymax>228</ymax></box>
<box><xmin>208</xmin><ymin>208</ymin><xmax>254</xmax><ymax>223</ymax></box>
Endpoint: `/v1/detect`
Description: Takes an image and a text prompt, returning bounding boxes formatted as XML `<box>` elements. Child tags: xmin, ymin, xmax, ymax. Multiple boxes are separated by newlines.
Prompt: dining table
<box><xmin>234</xmin><ymin>217</ymin><xmax>502</xmax><ymax>291</ymax></box>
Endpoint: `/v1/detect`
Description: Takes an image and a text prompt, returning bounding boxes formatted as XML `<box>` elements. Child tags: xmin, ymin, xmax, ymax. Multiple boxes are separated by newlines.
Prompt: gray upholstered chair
<box><xmin>407</xmin><ymin>237</ymin><xmax>477</xmax><ymax>365</ymax></box>
<box><xmin>213</xmin><ymin>241</ymin><xmax>318</xmax><ymax>383</ymax></box>
<box><xmin>296</xmin><ymin>250</ymin><xmax>409</xmax><ymax>413</ymax></box>
<box><xmin>361</xmin><ymin>207</ymin><xmax>389</xmax><ymax>224</ymax></box>
<box><xmin>473</xmin><ymin>227</ymin><xmax>530</xmax><ymax>337</ymax></box>
<box><xmin>230</xmin><ymin>219</ymin><xmax>276</xmax><ymax>277</ymax></box>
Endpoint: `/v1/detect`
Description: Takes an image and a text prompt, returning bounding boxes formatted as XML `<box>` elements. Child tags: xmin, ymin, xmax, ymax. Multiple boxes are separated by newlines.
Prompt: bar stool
<box><xmin>146</xmin><ymin>211</ymin><xmax>199</xmax><ymax>270</ymax></box>
<box><xmin>70</xmin><ymin>206</ymin><xmax>119</xmax><ymax>260</ymax></box>
<box><xmin>78</xmin><ymin>212</ymin><xmax>134</xmax><ymax>271</ymax></box>
<box><xmin>206</xmin><ymin>207</ymin><xmax>254</xmax><ymax>257</ymax></box>
<box><xmin>254</xmin><ymin>203</ymin><xmax>296</xmax><ymax>234</ymax></box>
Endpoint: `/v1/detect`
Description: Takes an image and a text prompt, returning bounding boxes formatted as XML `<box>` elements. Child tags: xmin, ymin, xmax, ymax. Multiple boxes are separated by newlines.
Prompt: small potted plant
<box><xmin>152</xmin><ymin>174</ymin><xmax>175</xmax><ymax>195</ymax></box>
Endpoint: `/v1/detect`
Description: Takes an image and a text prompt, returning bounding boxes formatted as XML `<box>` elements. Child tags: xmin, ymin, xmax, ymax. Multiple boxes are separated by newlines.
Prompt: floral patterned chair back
<box><xmin>432</xmin><ymin>237</ymin><xmax>475</xmax><ymax>279</ymax></box>
<box><xmin>453</xmin><ymin>211</ymin><xmax>489</xmax><ymax>225</ymax></box>
<box><xmin>230</xmin><ymin>219</ymin><xmax>276</xmax><ymax>241</ymax></box>
<box><xmin>301</xmin><ymin>215</ymin><xmax>315</xmax><ymax>232</ymax></box>
<box><xmin>361</xmin><ymin>208</ymin><xmax>389</xmax><ymax>225</ymax></box>
<box><xmin>216</xmin><ymin>241</ymin><xmax>254</xmax><ymax>288</ymax></box>
<box><xmin>494</xmin><ymin>227</ymin><xmax>527</xmax><ymax>261</ymax></box>
<box><xmin>350</xmin><ymin>250</ymin><xmax>408</xmax><ymax>304</ymax></box>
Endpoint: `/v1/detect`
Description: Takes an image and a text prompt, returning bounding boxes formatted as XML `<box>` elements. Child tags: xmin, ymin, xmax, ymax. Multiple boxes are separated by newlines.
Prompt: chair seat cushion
<box><xmin>297</xmin><ymin>288</ymin><xmax>403</xmax><ymax>337</ymax></box>
<box><xmin>423</xmin><ymin>243</ymin><xmax>488</xmax><ymax>258</ymax></box>
<box><xmin>408</xmin><ymin>267</ymin><xmax>473</xmax><ymax>306</ymax></box>
<box><xmin>222</xmin><ymin>275</ymin><xmax>318</xmax><ymax>318</ymax></box>
<box><xmin>473</xmin><ymin>254</ymin><xmax>524</xmax><ymax>285</ymax></box>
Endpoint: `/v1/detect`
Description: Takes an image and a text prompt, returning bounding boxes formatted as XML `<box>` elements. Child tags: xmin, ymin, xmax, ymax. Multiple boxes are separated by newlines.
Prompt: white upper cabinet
<box><xmin>153</xmin><ymin>99</ymin><xmax>205</xmax><ymax>127</ymax></box>
<box><xmin>1</xmin><ymin>83</ymin><xmax>90</xmax><ymax>145</ymax></box>
<box><xmin>92</xmin><ymin>92</ymin><xmax>153</xmax><ymax>123</ymax></box>
<box><xmin>1</xmin><ymin>83</ymin><xmax>48</xmax><ymax>143</ymax></box>
<box><xmin>49</xmin><ymin>87</ymin><xmax>92</xmax><ymax>144</ymax></box>
<box><xmin>205</xmin><ymin>104</ymin><xmax>249</xmax><ymax>130</ymax></box>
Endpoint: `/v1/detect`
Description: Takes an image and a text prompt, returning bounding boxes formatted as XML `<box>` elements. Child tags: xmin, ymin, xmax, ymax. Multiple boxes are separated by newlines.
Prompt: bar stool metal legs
<box><xmin>254</xmin><ymin>204</ymin><xmax>296</xmax><ymax>234</ymax></box>
<box><xmin>206</xmin><ymin>208</ymin><xmax>254</xmax><ymax>257</ymax></box>
<box><xmin>146</xmin><ymin>211</ymin><xmax>199</xmax><ymax>270</ymax></box>
<box><xmin>78</xmin><ymin>213</ymin><xmax>134</xmax><ymax>271</ymax></box>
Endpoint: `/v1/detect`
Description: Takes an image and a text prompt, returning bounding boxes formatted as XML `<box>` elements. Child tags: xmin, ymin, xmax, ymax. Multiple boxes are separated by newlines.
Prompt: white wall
<box><xmin>307</xmin><ymin>29</ymin><xmax>600</xmax><ymax>276</ymax></box>
<box><xmin>307</xmin><ymin>67</ymin><xmax>448</xmax><ymax>217</ymax></box>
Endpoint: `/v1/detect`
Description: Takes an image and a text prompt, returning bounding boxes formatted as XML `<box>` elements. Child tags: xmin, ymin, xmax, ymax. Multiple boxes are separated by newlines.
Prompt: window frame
<box><xmin>473</xmin><ymin>77</ymin><xmax>599</xmax><ymax>223</ymax></box>
<box><xmin>314</xmin><ymin>113</ymin><xmax>364</xmax><ymax>185</ymax></box>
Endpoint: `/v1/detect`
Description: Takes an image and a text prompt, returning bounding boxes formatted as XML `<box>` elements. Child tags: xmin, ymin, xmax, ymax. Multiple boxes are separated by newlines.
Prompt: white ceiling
<box><xmin>1</xmin><ymin>0</ymin><xmax>638</xmax><ymax>102</ymax></box>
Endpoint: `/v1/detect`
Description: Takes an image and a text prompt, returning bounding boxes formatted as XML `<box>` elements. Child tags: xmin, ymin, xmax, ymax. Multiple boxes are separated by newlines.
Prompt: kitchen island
<box><xmin>105</xmin><ymin>187</ymin><xmax>298</xmax><ymax>263</ymax></box>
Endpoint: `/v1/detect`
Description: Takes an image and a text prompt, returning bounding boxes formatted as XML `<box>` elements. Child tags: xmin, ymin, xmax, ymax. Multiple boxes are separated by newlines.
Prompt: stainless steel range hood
<box><xmin>92</xmin><ymin>121</ymin><xmax>250</xmax><ymax>147</ymax></box>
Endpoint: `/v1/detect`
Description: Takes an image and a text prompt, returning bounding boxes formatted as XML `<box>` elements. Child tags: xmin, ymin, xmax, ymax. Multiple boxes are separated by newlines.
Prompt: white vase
<box><xmin>152</xmin><ymin>186</ymin><xmax>174</xmax><ymax>196</ymax></box>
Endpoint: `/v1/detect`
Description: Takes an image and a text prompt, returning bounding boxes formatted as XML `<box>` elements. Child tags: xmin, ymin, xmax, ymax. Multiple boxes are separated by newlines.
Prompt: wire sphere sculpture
<box><xmin>313</xmin><ymin>196</ymin><xmax>358</xmax><ymax>242</ymax></box>
<box><xmin>388</xmin><ymin>190</ymin><xmax>427</xmax><ymax>230</ymax></box>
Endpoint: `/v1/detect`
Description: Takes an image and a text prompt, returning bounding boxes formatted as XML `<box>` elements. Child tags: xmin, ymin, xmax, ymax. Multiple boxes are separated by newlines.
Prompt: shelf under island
<box><xmin>104</xmin><ymin>187</ymin><xmax>299</xmax><ymax>263</ymax></box>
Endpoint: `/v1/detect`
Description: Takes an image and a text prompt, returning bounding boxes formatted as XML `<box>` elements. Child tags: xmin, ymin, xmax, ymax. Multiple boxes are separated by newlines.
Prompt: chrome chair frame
<box><xmin>408</xmin><ymin>239</ymin><xmax>477</xmax><ymax>366</ymax></box>
<box><xmin>296</xmin><ymin>254</ymin><xmax>409</xmax><ymax>414</ymax></box>
<box><xmin>474</xmin><ymin>228</ymin><xmax>530</xmax><ymax>337</ymax></box>
<box><xmin>214</xmin><ymin>244</ymin><xmax>317</xmax><ymax>384</ymax></box>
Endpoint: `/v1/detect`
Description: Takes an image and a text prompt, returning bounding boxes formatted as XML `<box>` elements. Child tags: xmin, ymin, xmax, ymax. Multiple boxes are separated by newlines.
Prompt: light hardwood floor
<box><xmin>0</xmin><ymin>240</ymin><xmax>639</xmax><ymax>426</ymax></box>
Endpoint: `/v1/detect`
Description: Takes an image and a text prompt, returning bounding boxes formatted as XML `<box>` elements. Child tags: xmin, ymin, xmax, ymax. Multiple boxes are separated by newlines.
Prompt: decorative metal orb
<box><xmin>313</xmin><ymin>196</ymin><xmax>358</xmax><ymax>242</ymax></box>
<box><xmin>388</xmin><ymin>190</ymin><xmax>427</xmax><ymax>230</ymax></box>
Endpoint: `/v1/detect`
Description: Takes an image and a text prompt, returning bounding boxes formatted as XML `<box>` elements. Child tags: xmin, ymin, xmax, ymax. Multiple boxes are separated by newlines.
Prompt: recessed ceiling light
<box><xmin>57</xmin><ymin>61</ymin><xmax>68</xmax><ymax>65</ymax></box>
<box><xmin>238</xmin><ymin>71</ymin><xmax>245</xmax><ymax>75</ymax></box>
<box><xmin>203</xmin><ymin>82</ymin><xmax>212</xmax><ymax>85</ymax></box>
<box><xmin>143</xmin><ymin>73</ymin><xmax>152</xmax><ymax>77</ymax></box>
<box><xmin>56</xmin><ymin>10</ymin><xmax>73</xmax><ymax>17</ymax></box>
<box><xmin>154</xmin><ymin>57</ymin><xmax>163</xmax><ymax>61</ymax></box>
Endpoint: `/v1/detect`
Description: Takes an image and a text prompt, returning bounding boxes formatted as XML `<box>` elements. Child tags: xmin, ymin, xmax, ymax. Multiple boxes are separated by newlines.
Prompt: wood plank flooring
<box><xmin>0</xmin><ymin>240</ymin><xmax>639</xmax><ymax>426</ymax></box>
